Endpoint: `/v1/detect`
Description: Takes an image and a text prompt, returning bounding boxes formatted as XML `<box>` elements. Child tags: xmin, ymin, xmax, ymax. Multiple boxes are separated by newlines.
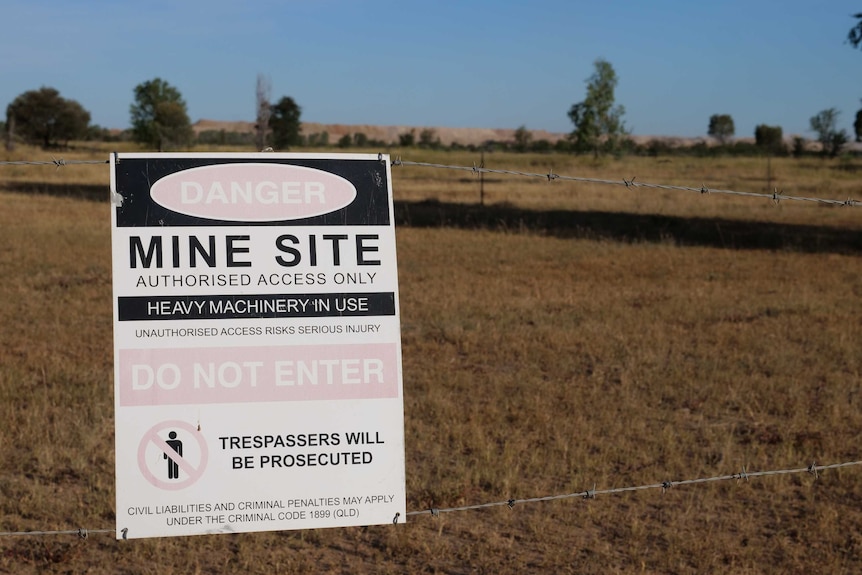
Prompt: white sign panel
<box><xmin>111</xmin><ymin>153</ymin><xmax>405</xmax><ymax>539</ymax></box>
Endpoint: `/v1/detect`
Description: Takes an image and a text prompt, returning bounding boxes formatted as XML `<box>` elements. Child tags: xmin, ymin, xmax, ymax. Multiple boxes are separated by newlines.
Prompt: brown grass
<box><xmin>1</xmin><ymin>145</ymin><xmax>862</xmax><ymax>573</ymax></box>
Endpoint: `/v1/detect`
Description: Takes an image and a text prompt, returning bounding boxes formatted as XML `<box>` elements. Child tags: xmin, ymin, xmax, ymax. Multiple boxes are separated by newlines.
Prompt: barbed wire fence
<box><xmin>2</xmin><ymin>459</ymin><xmax>861</xmax><ymax>539</ymax></box>
<box><xmin>0</xmin><ymin>155</ymin><xmax>859</xmax><ymax>540</ymax></box>
<box><xmin>0</xmin><ymin>155</ymin><xmax>860</xmax><ymax>207</ymax></box>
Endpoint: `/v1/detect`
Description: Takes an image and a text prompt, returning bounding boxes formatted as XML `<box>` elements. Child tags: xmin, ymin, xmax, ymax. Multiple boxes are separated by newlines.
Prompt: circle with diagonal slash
<box><xmin>137</xmin><ymin>420</ymin><xmax>208</xmax><ymax>490</ymax></box>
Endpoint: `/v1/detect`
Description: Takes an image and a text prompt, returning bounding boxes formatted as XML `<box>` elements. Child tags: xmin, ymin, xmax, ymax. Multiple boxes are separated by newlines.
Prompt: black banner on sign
<box><xmin>117</xmin><ymin>292</ymin><xmax>396</xmax><ymax>321</ymax></box>
<box><xmin>113</xmin><ymin>156</ymin><xmax>391</xmax><ymax>228</ymax></box>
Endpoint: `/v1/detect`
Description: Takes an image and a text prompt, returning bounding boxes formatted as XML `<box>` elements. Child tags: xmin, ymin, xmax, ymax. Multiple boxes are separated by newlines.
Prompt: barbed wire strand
<box><xmin>1</xmin><ymin>459</ymin><xmax>858</xmax><ymax>538</ymax></box>
<box><xmin>391</xmin><ymin>158</ymin><xmax>861</xmax><ymax>207</ymax></box>
<box><xmin>406</xmin><ymin>460</ymin><xmax>861</xmax><ymax>517</ymax></box>
<box><xmin>0</xmin><ymin>158</ymin><xmax>108</xmax><ymax>167</ymax></box>
<box><xmin>1</xmin><ymin>156</ymin><xmax>858</xmax><ymax>208</ymax></box>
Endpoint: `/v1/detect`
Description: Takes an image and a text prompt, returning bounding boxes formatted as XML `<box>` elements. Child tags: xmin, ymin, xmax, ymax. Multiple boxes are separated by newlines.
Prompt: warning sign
<box><xmin>111</xmin><ymin>153</ymin><xmax>406</xmax><ymax>539</ymax></box>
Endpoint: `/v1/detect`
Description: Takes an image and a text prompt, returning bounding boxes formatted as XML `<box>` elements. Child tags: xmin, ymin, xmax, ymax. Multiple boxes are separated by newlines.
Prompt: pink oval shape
<box><xmin>150</xmin><ymin>163</ymin><xmax>357</xmax><ymax>221</ymax></box>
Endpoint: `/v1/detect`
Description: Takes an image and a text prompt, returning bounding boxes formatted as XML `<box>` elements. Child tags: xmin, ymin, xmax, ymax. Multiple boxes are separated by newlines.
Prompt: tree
<box><xmin>708</xmin><ymin>114</ymin><xmax>735</xmax><ymax>145</ymax></box>
<box><xmin>809</xmin><ymin>108</ymin><xmax>848</xmax><ymax>157</ymax></box>
<box><xmin>254</xmin><ymin>74</ymin><xmax>271</xmax><ymax>150</ymax></box>
<box><xmin>6</xmin><ymin>87</ymin><xmax>91</xmax><ymax>148</ymax></box>
<box><xmin>418</xmin><ymin>128</ymin><xmax>440</xmax><ymax>149</ymax></box>
<box><xmin>754</xmin><ymin>124</ymin><xmax>784</xmax><ymax>153</ymax></box>
<box><xmin>398</xmin><ymin>129</ymin><xmax>415</xmax><ymax>147</ymax></box>
<box><xmin>848</xmin><ymin>13</ymin><xmax>862</xmax><ymax>48</ymax></box>
<box><xmin>130</xmin><ymin>78</ymin><xmax>193</xmax><ymax>151</ymax></box>
<box><xmin>353</xmin><ymin>132</ymin><xmax>368</xmax><ymax>147</ymax></box>
<box><xmin>513</xmin><ymin>125</ymin><xmax>532</xmax><ymax>152</ymax></box>
<box><xmin>854</xmin><ymin>100</ymin><xmax>862</xmax><ymax>142</ymax></box>
<box><xmin>269</xmin><ymin>96</ymin><xmax>302</xmax><ymax>149</ymax></box>
<box><xmin>568</xmin><ymin>59</ymin><xmax>627</xmax><ymax>157</ymax></box>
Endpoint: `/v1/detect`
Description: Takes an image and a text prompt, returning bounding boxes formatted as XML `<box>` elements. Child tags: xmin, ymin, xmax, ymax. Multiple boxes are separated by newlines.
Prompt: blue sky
<box><xmin>1</xmin><ymin>0</ymin><xmax>859</xmax><ymax>138</ymax></box>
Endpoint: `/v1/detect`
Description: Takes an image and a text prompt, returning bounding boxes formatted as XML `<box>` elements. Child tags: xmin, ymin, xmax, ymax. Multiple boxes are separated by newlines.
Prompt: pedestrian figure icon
<box><xmin>138</xmin><ymin>420</ymin><xmax>208</xmax><ymax>490</ymax></box>
<box><xmin>164</xmin><ymin>431</ymin><xmax>183</xmax><ymax>479</ymax></box>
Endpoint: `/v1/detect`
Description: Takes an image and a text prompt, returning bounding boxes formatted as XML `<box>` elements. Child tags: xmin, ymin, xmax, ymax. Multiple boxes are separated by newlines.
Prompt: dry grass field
<box><xmin>1</xmin><ymin>144</ymin><xmax>861</xmax><ymax>573</ymax></box>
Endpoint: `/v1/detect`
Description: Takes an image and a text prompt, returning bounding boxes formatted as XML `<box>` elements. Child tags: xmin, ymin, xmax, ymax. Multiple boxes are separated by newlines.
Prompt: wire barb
<box><xmin>661</xmin><ymin>480</ymin><xmax>673</xmax><ymax>494</ymax></box>
<box><xmin>507</xmin><ymin>499</ymin><xmax>516</xmax><ymax>509</ymax></box>
<box><xmin>808</xmin><ymin>461</ymin><xmax>819</xmax><ymax>479</ymax></box>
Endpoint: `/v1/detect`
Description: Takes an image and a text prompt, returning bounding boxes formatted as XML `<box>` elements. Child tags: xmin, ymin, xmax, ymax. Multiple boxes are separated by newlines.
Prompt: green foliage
<box><xmin>854</xmin><ymin>102</ymin><xmax>862</xmax><ymax>142</ymax></box>
<box><xmin>304</xmin><ymin>131</ymin><xmax>329</xmax><ymax>147</ymax></box>
<box><xmin>337</xmin><ymin>134</ymin><xmax>352</xmax><ymax>148</ymax></box>
<box><xmin>793</xmin><ymin>136</ymin><xmax>808</xmax><ymax>157</ymax></box>
<box><xmin>269</xmin><ymin>96</ymin><xmax>302</xmax><ymax>149</ymax></box>
<box><xmin>353</xmin><ymin>132</ymin><xmax>368</xmax><ymax>147</ymax></box>
<box><xmin>6</xmin><ymin>87</ymin><xmax>91</xmax><ymax>148</ymax></box>
<box><xmin>418</xmin><ymin>128</ymin><xmax>441</xmax><ymax>149</ymax></box>
<box><xmin>849</xmin><ymin>13</ymin><xmax>862</xmax><ymax>48</ymax></box>
<box><xmin>568</xmin><ymin>59</ymin><xmax>627</xmax><ymax>157</ymax></box>
<box><xmin>530</xmin><ymin>139</ymin><xmax>552</xmax><ymax>153</ymax></box>
<box><xmin>708</xmin><ymin>114</ymin><xmax>735</xmax><ymax>144</ymax></box>
<box><xmin>809</xmin><ymin>108</ymin><xmax>848</xmax><ymax>158</ymax></box>
<box><xmin>399</xmin><ymin>129</ymin><xmax>416</xmax><ymax>147</ymax></box>
<box><xmin>513</xmin><ymin>125</ymin><xmax>532</xmax><ymax>152</ymax></box>
<box><xmin>196</xmin><ymin>130</ymin><xmax>255</xmax><ymax>147</ymax></box>
<box><xmin>754</xmin><ymin>124</ymin><xmax>785</xmax><ymax>154</ymax></box>
<box><xmin>130</xmin><ymin>78</ymin><xmax>193</xmax><ymax>151</ymax></box>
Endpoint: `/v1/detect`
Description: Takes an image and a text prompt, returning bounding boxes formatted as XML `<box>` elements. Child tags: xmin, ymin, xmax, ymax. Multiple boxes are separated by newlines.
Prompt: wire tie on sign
<box><xmin>507</xmin><ymin>499</ymin><xmax>516</xmax><ymax>509</ymax></box>
<box><xmin>392</xmin><ymin>512</ymin><xmax>400</xmax><ymax>525</ymax></box>
<box><xmin>77</xmin><ymin>528</ymin><xmax>88</xmax><ymax>540</ymax></box>
<box><xmin>121</xmin><ymin>527</ymin><xmax>128</xmax><ymax>540</ymax></box>
<box><xmin>735</xmin><ymin>466</ymin><xmax>749</xmax><ymax>483</ymax></box>
<box><xmin>391</xmin><ymin>156</ymin><xmax>402</xmax><ymax>167</ymax></box>
<box><xmin>377</xmin><ymin>152</ymin><xmax>383</xmax><ymax>163</ymax></box>
<box><xmin>261</xmin><ymin>147</ymin><xmax>273</xmax><ymax>152</ymax></box>
<box><xmin>808</xmin><ymin>461</ymin><xmax>819</xmax><ymax>479</ymax></box>
<box><xmin>430</xmin><ymin>508</ymin><xmax>440</xmax><ymax>517</ymax></box>
<box><xmin>661</xmin><ymin>480</ymin><xmax>673</xmax><ymax>494</ymax></box>
<box><xmin>584</xmin><ymin>484</ymin><xmax>597</xmax><ymax>500</ymax></box>
<box><xmin>111</xmin><ymin>190</ymin><xmax>125</xmax><ymax>207</ymax></box>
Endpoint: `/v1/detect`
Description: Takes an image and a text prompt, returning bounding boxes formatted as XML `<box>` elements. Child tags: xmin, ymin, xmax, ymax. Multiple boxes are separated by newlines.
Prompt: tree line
<box><xmin>4</xmin><ymin>61</ymin><xmax>862</xmax><ymax>157</ymax></box>
<box><xmin>3</xmin><ymin>78</ymin><xmax>304</xmax><ymax>152</ymax></box>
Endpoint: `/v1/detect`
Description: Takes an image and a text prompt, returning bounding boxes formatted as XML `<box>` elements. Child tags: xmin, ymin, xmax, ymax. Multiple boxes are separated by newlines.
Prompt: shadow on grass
<box><xmin>1</xmin><ymin>181</ymin><xmax>109</xmax><ymax>202</ymax></box>
<box><xmin>395</xmin><ymin>199</ymin><xmax>862</xmax><ymax>255</ymax></box>
<box><xmin>3</xmin><ymin>183</ymin><xmax>858</xmax><ymax>255</ymax></box>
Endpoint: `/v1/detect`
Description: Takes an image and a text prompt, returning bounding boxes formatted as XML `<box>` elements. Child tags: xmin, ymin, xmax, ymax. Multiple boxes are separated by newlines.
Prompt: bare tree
<box><xmin>255</xmin><ymin>74</ymin><xmax>272</xmax><ymax>150</ymax></box>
